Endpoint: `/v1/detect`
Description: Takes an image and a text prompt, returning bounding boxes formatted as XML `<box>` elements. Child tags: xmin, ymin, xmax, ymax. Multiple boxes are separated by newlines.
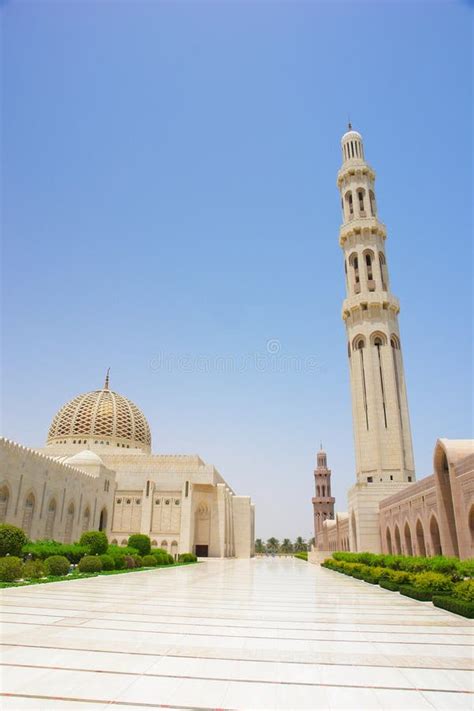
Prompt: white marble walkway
<box><xmin>0</xmin><ymin>557</ymin><xmax>472</xmax><ymax>709</ymax></box>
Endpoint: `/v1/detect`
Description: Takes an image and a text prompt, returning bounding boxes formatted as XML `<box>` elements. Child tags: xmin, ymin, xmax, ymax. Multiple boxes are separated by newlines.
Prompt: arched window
<box><xmin>372</xmin><ymin>332</ymin><xmax>388</xmax><ymax>428</ymax></box>
<box><xmin>363</xmin><ymin>250</ymin><xmax>375</xmax><ymax>290</ymax></box>
<box><xmin>430</xmin><ymin>516</ymin><xmax>442</xmax><ymax>556</ymax></box>
<box><xmin>416</xmin><ymin>519</ymin><xmax>426</xmax><ymax>557</ymax></box>
<box><xmin>394</xmin><ymin>525</ymin><xmax>401</xmax><ymax>554</ymax></box>
<box><xmin>353</xmin><ymin>336</ymin><xmax>369</xmax><ymax>430</ymax></box>
<box><xmin>386</xmin><ymin>527</ymin><xmax>393</xmax><ymax>554</ymax></box>
<box><xmin>379</xmin><ymin>252</ymin><xmax>387</xmax><ymax>289</ymax></box>
<box><xmin>111</xmin><ymin>539</ymin><xmax>118</xmax><ymax>545</ymax></box>
<box><xmin>161</xmin><ymin>540</ymin><xmax>168</xmax><ymax>551</ymax></box>
<box><xmin>345</xmin><ymin>191</ymin><xmax>354</xmax><ymax>220</ymax></box>
<box><xmin>357</xmin><ymin>189</ymin><xmax>365</xmax><ymax>215</ymax></box>
<box><xmin>171</xmin><ymin>541</ymin><xmax>178</xmax><ymax>557</ymax></box>
<box><xmin>369</xmin><ymin>190</ymin><xmax>376</xmax><ymax>216</ymax></box>
<box><xmin>22</xmin><ymin>492</ymin><xmax>35</xmax><ymax>536</ymax></box>
<box><xmin>316</xmin><ymin>485</ymin><xmax>320</xmax><ymax>496</ymax></box>
<box><xmin>44</xmin><ymin>498</ymin><xmax>57</xmax><ymax>539</ymax></box>
<box><xmin>82</xmin><ymin>506</ymin><xmax>91</xmax><ymax>533</ymax></box>
<box><xmin>404</xmin><ymin>522</ymin><xmax>413</xmax><ymax>556</ymax></box>
<box><xmin>99</xmin><ymin>507</ymin><xmax>108</xmax><ymax>532</ymax></box>
<box><xmin>0</xmin><ymin>485</ymin><xmax>10</xmax><ymax>523</ymax></box>
<box><xmin>151</xmin><ymin>540</ymin><xmax>157</xmax><ymax>547</ymax></box>
<box><xmin>348</xmin><ymin>253</ymin><xmax>360</xmax><ymax>292</ymax></box>
<box><xmin>321</xmin><ymin>485</ymin><xmax>326</xmax><ymax>497</ymax></box>
<box><xmin>64</xmin><ymin>502</ymin><xmax>75</xmax><ymax>544</ymax></box>
<box><xmin>390</xmin><ymin>334</ymin><xmax>400</xmax><ymax>350</ymax></box>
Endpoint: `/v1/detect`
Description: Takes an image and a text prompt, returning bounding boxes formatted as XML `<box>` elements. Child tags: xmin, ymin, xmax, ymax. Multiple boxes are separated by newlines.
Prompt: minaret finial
<box><xmin>320</xmin><ymin>441</ymin><xmax>323</xmax><ymax>451</ymax></box>
<box><xmin>104</xmin><ymin>367</ymin><xmax>110</xmax><ymax>390</ymax></box>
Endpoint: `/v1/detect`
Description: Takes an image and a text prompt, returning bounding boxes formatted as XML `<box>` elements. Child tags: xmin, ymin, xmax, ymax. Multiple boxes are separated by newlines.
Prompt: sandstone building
<box><xmin>0</xmin><ymin>374</ymin><xmax>255</xmax><ymax>558</ymax></box>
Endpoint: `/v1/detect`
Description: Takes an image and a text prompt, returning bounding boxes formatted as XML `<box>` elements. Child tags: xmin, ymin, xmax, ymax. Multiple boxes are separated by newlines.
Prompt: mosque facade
<box><xmin>0</xmin><ymin>374</ymin><xmax>255</xmax><ymax>558</ymax></box>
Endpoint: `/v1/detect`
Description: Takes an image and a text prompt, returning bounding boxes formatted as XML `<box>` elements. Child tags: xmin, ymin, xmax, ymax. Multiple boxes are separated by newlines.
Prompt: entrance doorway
<box><xmin>195</xmin><ymin>545</ymin><xmax>208</xmax><ymax>557</ymax></box>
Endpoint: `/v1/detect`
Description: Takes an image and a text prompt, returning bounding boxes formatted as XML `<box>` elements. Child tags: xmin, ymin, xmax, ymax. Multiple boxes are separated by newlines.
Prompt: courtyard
<box><xmin>0</xmin><ymin>557</ymin><xmax>473</xmax><ymax>710</ymax></box>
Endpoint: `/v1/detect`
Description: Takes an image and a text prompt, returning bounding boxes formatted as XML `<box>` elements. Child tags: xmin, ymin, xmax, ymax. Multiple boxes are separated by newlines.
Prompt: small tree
<box><xmin>280</xmin><ymin>538</ymin><xmax>293</xmax><ymax>553</ymax></box>
<box><xmin>255</xmin><ymin>539</ymin><xmax>265</xmax><ymax>554</ymax></box>
<box><xmin>0</xmin><ymin>524</ymin><xmax>28</xmax><ymax>557</ymax></box>
<box><xmin>294</xmin><ymin>536</ymin><xmax>307</xmax><ymax>552</ymax></box>
<box><xmin>80</xmin><ymin>531</ymin><xmax>108</xmax><ymax>555</ymax></box>
<box><xmin>128</xmin><ymin>534</ymin><xmax>151</xmax><ymax>556</ymax></box>
<box><xmin>266</xmin><ymin>537</ymin><xmax>279</xmax><ymax>554</ymax></box>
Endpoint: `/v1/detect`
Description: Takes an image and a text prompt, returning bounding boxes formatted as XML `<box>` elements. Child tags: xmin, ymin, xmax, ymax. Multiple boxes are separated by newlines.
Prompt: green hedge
<box><xmin>379</xmin><ymin>579</ymin><xmax>399</xmax><ymax>592</ymax></box>
<box><xmin>294</xmin><ymin>552</ymin><xmax>308</xmax><ymax>561</ymax></box>
<box><xmin>178</xmin><ymin>553</ymin><xmax>197</xmax><ymax>563</ymax></box>
<box><xmin>399</xmin><ymin>585</ymin><xmax>432</xmax><ymax>601</ymax></box>
<box><xmin>332</xmin><ymin>551</ymin><xmax>472</xmax><ymax>579</ymax></box>
<box><xmin>23</xmin><ymin>542</ymin><xmax>89</xmax><ymax>563</ymax></box>
<box><xmin>432</xmin><ymin>596</ymin><xmax>474</xmax><ymax>619</ymax></box>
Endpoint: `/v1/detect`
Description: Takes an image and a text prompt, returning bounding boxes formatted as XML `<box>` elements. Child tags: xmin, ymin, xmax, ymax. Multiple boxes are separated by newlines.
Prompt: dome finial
<box><xmin>320</xmin><ymin>441</ymin><xmax>323</xmax><ymax>451</ymax></box>
<box><xmin>104</xmin><ymin>367</ymin><xmax>110</xmax><ymax>390</ymax></box>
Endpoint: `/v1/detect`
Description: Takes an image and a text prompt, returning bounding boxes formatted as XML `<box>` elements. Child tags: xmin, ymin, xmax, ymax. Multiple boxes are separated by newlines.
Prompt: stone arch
<box><xmin>357</xmin><ymin>187</ymin><xmax>367</xmax><ymax>215</ymax></box>
<box><xmin>394</xmin><ymin>524</ymin><xmax>401</xmax><ymax>555</ymax></box>
<box><xmin>111</xmin><ymin>539</ymin><xmax>118</xmax><ymax>545</ymax></box>
<box><xmin>433</xmin><ymin>443</ymin><xmax>459</xmax><ymax>556</ymax></box>
<box><xmin>82</xmin><ymin>505</ymin><xmax>91</xmax><ymax>533</ymax></box>
<box><xmin>151</xmin><ymin>539</ymin><xmax>157</xmax><ymax>547</ymax></box>
<box><xmin>121</xmin><ymin>539</ymin><xmax>127</xmax><ymax>545</ymax></box>
<box><xmin>44</xmin><ymin>498</ymin><xmax>57</xmax><ymax>539</ymax></box>
<box><xmin>21</xmin><ymin>491</ymin><xmax>36</xmax><ymax>536</ymax></box>
<box><xmin>99</xmin><ymin>507</ymin><xmax>108</xmax><ymax>532</ymax></box>
<box><xmin>171</xmin><ymin>540</ymin><xmax>178</xmax><ymax>557</ymax></box>
<box><xmin>370</xmin><ymin>331</ymin><xmax>388</xmax><ymax>346</ymax></box>
<box><xmin>161</xmin><ymin>540</ymin><xmax>168</xmax><ymax>551</ymax></box>
<box><xmin>469</xmin><ymin>506</ymin><xmax>474</xmax><ymax>554</ymax></box>
<box><xmin>64</xmin><ymin>501</ymin><xmax>75</xmax><ymax>544</ymax></box>
<box><xmin>416</xmin><ymin>519</ymin><xmax>427</xmax><ymax>557</ymax></box>
<box><xmin>404</xmin><ymin>521</ymin><xmax>413</xmax><ymax>556</ymax></box>
<box><xmin>0</xmin><ymin>483</ymin><xmax>11</xmax><ymax>523</ymax></box>
<box><xmin>350</xmin><ymin>511</ymin><xmax>358</xmax><ymax>552</ymax></box>
<box><xmin>386</xmin><ymin>526</ymin><xmax>393</xmax><ymax>554</ymax></box>
<box><xmin>352</xmin><ymin>334</ymin><xmax>366</xmax><ymax>351</ymax></box>
<box><xmin>430</xmin><ymin>515</ymin><xmax>442</xmax><ymax>556</ymax></box>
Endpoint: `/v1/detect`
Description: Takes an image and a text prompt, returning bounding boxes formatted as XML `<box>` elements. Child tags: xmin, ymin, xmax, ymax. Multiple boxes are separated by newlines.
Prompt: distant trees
<box><xmin>254</xmin><ymin>537</ymin><xmax>308</xmax><ymax>555</ymax></box>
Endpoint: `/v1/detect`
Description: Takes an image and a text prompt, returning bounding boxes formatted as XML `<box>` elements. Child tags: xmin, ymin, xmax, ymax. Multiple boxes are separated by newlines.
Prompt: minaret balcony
<box><xmin>342</xmin><ymin>292</ymin><xmax>400</xmax><ymax>320</ymax></box>
<box><xmin>339</xmin><ymin>217</ymin><xmax>386</xmax><ymax>246</ymax></box>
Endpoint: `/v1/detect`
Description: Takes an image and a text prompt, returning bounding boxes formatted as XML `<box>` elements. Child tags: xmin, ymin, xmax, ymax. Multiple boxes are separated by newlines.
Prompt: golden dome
<box><xmin>47</xmin><ymin>373</ymin><xmax>151</xmax><ymax>452</ymax></box>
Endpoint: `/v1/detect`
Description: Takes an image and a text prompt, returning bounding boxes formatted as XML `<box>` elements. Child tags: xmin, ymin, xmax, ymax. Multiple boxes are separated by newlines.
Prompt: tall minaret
<box><xmin>338</xmin><ymin>126</ymin><xmax>415</xmax><ymax>551</ymax></box>
<box><xmin>312</xmin><ymin>447</ymin><xmax>335</xmax><ymax>549</ymax></box>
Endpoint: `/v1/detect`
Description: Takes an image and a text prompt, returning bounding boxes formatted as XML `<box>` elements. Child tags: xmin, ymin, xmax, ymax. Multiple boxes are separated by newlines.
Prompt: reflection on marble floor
<box><xmin>0</xmin><ymin>557</ymin><xmax>473</xmax><ymax>709</ymax></box>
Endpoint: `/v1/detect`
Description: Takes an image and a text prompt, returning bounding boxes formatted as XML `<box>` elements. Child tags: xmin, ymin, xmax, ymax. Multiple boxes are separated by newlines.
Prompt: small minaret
<box><xmin>312</xmin><ymin>446</ymin><xmax>335</xmax><ymax>549</ymax></box>
<box><xmin>338</xmin><ymin>126</ymin><xmax>415</xmax><ymax>552</ymax></box>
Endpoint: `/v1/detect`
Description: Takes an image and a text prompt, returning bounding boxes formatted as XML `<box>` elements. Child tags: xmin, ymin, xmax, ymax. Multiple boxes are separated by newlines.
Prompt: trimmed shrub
<box><xmin>399</xmin><ymin>585</ymin><xmax>432</xmax><ymax>601</ymax></box>
<box><xmin>453</xmin><ymin>580</ymin><xmax>474</xmax><ymax>602</ymax></box>
<box><xmin>167</xmin><ymin>554</ymin><xmax>174</xmax><ymax>564</ymax></box>
<box><xmin>379</xmin><ymin>569</ymin><xmax>412</xmax><ymax>585</ymax></box>
<box><xmin>23</xmin><ymin>559</ymin><xmax>45</xmax><ymax>579</ymax></box>
<box><xmin>153</xmin><ymin>552</ymin><xmax>169</xmax><ymax>565</ymax></box>
<box><xmin>412</xmin><ymin>572</ymin><xmax>453</xmax><ymax>594</ymax></box>
<box><xmin>78</xmin><ymin>556</ymin><xmax>103</xmax><ymax>573</ymax></box>
<box><xmin>0</xmin><ymin>556</ymin><xmax>24</xmax><ymax>582</ymax></box>
<box><xmin>433</xmin><ymin>596</ymin><xmax>474</xmax><ymax>619</ymax></box>
<box><xmin>79</xmin><ymin>531</ymin><xmax>108</xmax><ymax>555</ymax></box>
<box><xmin>379</xmin><ymin>579</ymin><xmax>399</xmax><ymax>592</ymax></box>
<box><xmin>294</xmin><ymin>552</ymin><xmax>308</xmax><ymax>561</ymax></box>
<box><xmin>132</xmin><ymin>555</ymin><xmax>143</xmax><ymax>568</ymax></box>
<box><xmin>151</xmin><ymin>547</ymin><xmax>167</xmax><ymax>555</ymax></box>
<box><xmin>124</xmin><ymin>555</ymin><xmax>136</xmax><ymax>569</ymax></box>
<box><xmin>99</xmin><ymin>554</ymin><xmax>115</xmax><ymax>571</ymax></box>
<box><xmin>179</xmin><ymin>553</ymin><xmax>197</xmax><ymax>563</ymax></box>
<box><xmin>0</xmin><ymin>524</ymin><xmax>28</xmax><ymax>557</ymax></box>
<box><xmin>23</xmin><ymin>542</ymin><xmax>89</xmax><ymax>564</ymax></box>
<box><xmin>143</xmin><ymin>555</ymin><xmax>157</xmax><ymax>567</ymax></box>
<box><xmin>128</xmin><ymin>534</ymin><xmax>151</xmax><ymax>557</ymax></box>
<box><xmin>113</xmin><ymin>554</ymin><xmax>125</xmax><ymax>570</ymax></box>
<box><xmin>44</xmin><ymin>555</ymin><xmax>70</xmax><ymax>576</ymax></box>
<box><xmin>429</xmin><ymin>556</ymin><xmax>460</xmax><ymax>577</ymax></box>
<box><xmin>456</xmin><ymin>559</ymin><xmax>474</xmax><ymax>579</ymax></box>
<box><xmin>107</xmin><ymin>544</ymin><xmax>139</xmax><ymax>557</ymax></box>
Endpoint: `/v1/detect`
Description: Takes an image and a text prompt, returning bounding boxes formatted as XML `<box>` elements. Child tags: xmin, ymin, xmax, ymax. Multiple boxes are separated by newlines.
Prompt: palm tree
<box><xmin>294</xmin><ymin>536</ymin><xmax>307</xmax><ymax>552</ymax></box>
<box><xmin>255</xmin><ymin>538</ymin><xmax>265</xmax><ymax>554</ymax></box>
<box><xmin>266</xmin><ymin>537</ymin><xmax>279</xmax><ymax>554</ymax></box>
<box><xmin>280</xmin><ymin>538</ymin><xmax>293</xmax><ymax>553</ymax></box>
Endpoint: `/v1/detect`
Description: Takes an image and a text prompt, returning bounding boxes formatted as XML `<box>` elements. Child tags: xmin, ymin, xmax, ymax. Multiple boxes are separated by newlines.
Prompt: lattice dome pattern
<box><xmin>47</xmin><ymin>387</ymin><xmax>151</xmax><ymax>451</ymax></box>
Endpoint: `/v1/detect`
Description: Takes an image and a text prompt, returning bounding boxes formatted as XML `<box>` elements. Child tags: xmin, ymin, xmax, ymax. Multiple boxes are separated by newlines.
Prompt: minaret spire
<box><xmin>104</xmin><ymin>368</ymin><xmax>110</xmax><ymax>390</ymax></box>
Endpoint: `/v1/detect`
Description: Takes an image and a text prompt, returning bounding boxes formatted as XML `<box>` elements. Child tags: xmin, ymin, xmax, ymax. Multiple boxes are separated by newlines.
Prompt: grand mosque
<box><xmin>0</xmin><ymin>370</ymin><xmax>255</xmax><ymax>558</ymax></box>
<box><xmin>1</xmin><ymin>126</ymin><xmax>472</xmax><ymax>561</ymax></box>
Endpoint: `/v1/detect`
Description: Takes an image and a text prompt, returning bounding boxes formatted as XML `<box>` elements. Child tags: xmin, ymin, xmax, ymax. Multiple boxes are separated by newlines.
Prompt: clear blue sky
<box><xmin>2</xmin><ymin>1</ymin><xmax>472</xmax><ymax>541</ymax></box>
